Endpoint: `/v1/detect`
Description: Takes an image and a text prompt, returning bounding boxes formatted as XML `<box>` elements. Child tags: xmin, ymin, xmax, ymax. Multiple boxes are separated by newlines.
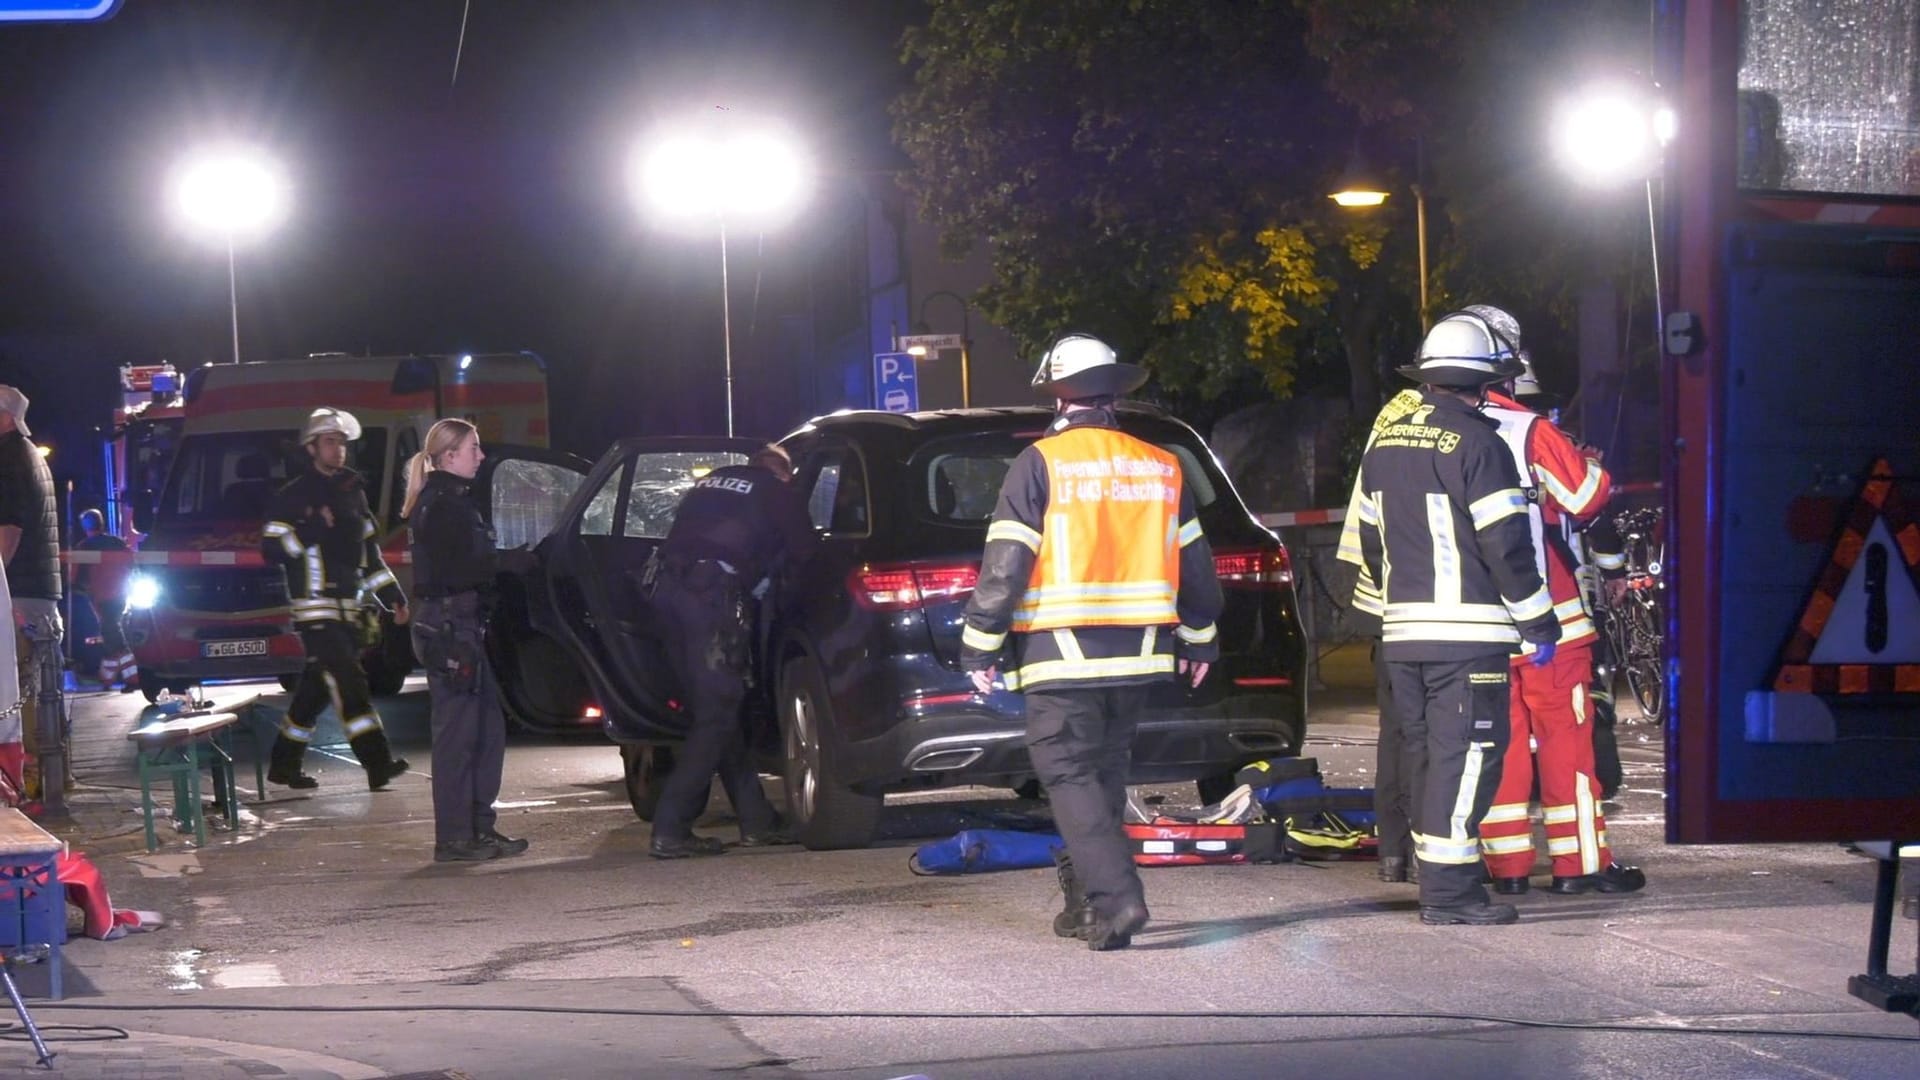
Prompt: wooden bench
<box><xmin>0</xmin><ymin>806</ymin><xmax>66</xmax><ymax>1019</ymax></box>
<box><xmin>125</xmin><ymin>694</ymin><xmax>266</xmax><ymax>851</ymax></box>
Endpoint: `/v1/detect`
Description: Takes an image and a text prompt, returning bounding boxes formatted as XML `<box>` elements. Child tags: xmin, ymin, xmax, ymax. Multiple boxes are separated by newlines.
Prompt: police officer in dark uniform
<box><xmin>402</xmin><ymin>419</ymin><xmax>534</xmax><ymax>863</ymax></box>
<box><xmin>1355</xmin><ymin>313</ymin><xmax>1561</xmax><ymax>926</ymax></box>
<box><xmin>646</xmin><ymin>445</ymin><xmax>817</xmax><ymax>858</ymax></box>
<box><xmin>261</xmin><ymin>407</ymin><xmax>410</xmax><ymax>791</ymax></box>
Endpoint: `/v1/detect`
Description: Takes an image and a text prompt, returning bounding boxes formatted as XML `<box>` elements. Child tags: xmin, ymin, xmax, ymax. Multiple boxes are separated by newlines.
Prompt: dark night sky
<box><xmin>0</xmin><ymin>0</ymin><xmax>916</xmax><ymax>488</ymax></box>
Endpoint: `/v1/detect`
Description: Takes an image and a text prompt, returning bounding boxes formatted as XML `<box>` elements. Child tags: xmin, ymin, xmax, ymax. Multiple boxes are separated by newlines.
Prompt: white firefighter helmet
<box><xmin>1397</xmin><ymin>308</ymin><xmax>1527</xmax><ymax>389</ymax></box>
<box><xmin>302</xmin><ymin>407</ymin><xmax>363</xmax><ymax>444</ymax></box>
<box><xmin>1511</xmin><ymin>350</ymin><xmax>1545</xmax><ymax>398</ymax></box>
<box><xmin>1460</xmin><ymin>304</ymin><xmax>1523</xmax><ymax>354</ymax></box>
<box><xmin>1028</xmin><ymin>334</ymin><xmax>1148</xmax><ymax>400</ymax></box>
<box><xmin>1509</xmin><ymin>349</ymin><xmax>1563</xmax><ymax>409</ymax></box>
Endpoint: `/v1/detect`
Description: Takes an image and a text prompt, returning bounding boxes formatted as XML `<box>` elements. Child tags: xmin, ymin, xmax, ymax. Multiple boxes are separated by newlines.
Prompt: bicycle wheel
<box><xmin>1623</xmin><ymin>598</ymin><xmax>1664</xmax><ymax>724</ymax></box>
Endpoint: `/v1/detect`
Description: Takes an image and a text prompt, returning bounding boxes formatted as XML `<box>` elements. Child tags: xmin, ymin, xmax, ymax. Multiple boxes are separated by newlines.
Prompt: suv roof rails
<box><xmin>797</xmin><ymin>401</ymin><xmax>1172</xmax><ymax>435</ymax></box>
<box><xmin>812</xmin><ymin>408</ymin><xmax>925</xmax><ymax>429</ymax></box>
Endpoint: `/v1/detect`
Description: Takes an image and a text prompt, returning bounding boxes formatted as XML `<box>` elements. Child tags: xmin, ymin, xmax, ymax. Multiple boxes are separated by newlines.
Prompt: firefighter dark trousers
<box><xmin>1371</xmin><ymin>642</ymin><xmax>1412</xmax><ymax>863</ymax></box>
<box><xmin>1025</xmin><ymin>686</ymin><xmax>1149</xmax><ymax>919</ymax></box>
<box><xmin>1386</xmin><ymin>655</ymin><xmax>1512</xmax><ymax>910</ymax></box>
<box><xmin>649</xmin><ymin>565</ymin><xmax>780</xmax><ymax>842</ymax></box>
<box><xmin>412</xmin><ymin>593</ymin><xmax>506</xmax><ymax>845</ymax></box>
<box><xmin>271</xmin><ymin>620</ymin><xmax>399</xmax><ymax>778</ymax></box>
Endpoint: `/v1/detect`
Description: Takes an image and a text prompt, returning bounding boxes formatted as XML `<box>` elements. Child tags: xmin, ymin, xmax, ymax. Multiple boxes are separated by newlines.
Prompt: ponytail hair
<box><xmin>399</xmin><ymin>418</ymin><xmax>479</xmax><ymax>520</ymax></box>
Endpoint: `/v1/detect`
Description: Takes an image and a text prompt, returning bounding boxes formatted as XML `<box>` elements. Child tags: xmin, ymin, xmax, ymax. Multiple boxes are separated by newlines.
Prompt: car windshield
<box><xmin>159</xmin><ymin>429</ymin><xmax>388</xmax><ymax>525</ymax></box>
<box><xmin>624</xmin><ymin>450</ymin><xmax>753</xmax><ymax>538</ymax></box>
<box><xmin>913</xmin><ymin>425</ymin><xmax>1232</xmax><ymax>530</ymax></box>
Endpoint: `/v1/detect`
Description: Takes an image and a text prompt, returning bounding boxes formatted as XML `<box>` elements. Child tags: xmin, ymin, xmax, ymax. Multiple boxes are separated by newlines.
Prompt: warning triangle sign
<box><xmin>1773</xmin><ymin>459</ymin><xmax>1920</xmax><ymax>694</ymax></box>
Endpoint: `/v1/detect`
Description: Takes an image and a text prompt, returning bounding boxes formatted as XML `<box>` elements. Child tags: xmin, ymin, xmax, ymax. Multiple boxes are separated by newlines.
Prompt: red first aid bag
<box><xmin>1125</xmin><ymin>821</ymin><xmax>1282</xmax><ymax>866</ymax></box>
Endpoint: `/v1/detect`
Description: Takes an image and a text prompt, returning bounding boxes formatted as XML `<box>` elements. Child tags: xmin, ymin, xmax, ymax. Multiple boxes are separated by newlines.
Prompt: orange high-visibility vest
<box><xmin>1013</xmin><ymin>427</ymin><xmax>1183</xmax><ymax>632</ymax></box>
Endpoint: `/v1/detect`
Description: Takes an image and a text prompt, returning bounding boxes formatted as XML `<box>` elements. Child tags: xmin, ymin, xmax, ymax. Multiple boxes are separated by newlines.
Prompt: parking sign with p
<box><xmin>873</xmin><ymin>351</ymin><xmax>919</xmax><ymax>414</ymax></box>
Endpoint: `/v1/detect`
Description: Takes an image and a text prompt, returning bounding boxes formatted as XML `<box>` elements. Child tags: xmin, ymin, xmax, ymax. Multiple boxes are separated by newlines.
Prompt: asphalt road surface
<box><xmin>27</xmin><ymin>678</ymin><xmax>1916</xmax><ymax>1079</ymax></box>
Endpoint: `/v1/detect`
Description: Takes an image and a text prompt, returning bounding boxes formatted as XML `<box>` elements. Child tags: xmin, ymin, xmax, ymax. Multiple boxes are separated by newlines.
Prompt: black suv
<box><xmin>479</xmin><ymin>405</ymin><xmax>1308</xmax><ymax>850</ymax></box>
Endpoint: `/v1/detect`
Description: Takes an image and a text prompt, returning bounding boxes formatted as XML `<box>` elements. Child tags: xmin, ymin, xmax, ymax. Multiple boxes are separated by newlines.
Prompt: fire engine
<box><xmin>1662</xmin><ymin>0</ymin><xmax>1920</xmax><ymax>1017</ymax></box>
<box><xmin>119</xmin><ymin>352</ymin><xmax>549</xmax><ymax>702</ymax></box>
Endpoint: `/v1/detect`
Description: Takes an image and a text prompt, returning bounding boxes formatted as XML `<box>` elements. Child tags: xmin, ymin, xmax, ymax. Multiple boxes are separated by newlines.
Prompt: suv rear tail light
<box><xmin>1214</xmin><ymin>545</ymin><xmax>1292</xmax><ymax>589</ymax></box>
<box><xmin>850</xmin><ymin>562</ymin><xmax>980</xmax><ymax>611</ymax></box>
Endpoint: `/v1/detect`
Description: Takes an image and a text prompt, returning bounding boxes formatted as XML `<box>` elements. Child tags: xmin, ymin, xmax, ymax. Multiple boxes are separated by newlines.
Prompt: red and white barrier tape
<box><xmin>1257</xmin><ymin>479</ymin><xmax>1661</xmax><ymax>530</ymax></box>
<box><xmin>61</xmin><ymin>549</ymin><xmax>412</xmax><ymax>566</ymax></box>
<box><xmin>1258</xmin><ymin>509</ymin><xmax>1346</xmax><ymax>528</ymax></box>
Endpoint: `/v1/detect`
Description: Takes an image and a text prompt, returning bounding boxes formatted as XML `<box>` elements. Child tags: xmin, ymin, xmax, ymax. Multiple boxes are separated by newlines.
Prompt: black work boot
<box><xmin>1492</xmin><ymin>876</ymin><xmax>1531</xmax><ymax>895</ymax></box>
<box><xmin>650</xmin><ymin>834</ymin><xmax>727</xmax><ymax>859</ymax></box>
<box><xmin>1548</xmin><ymin>863</ymin><xmax>1646</xmax><ymax>895</ymax></box>
<box><xmin>480</xmin><ymin>830</ymin><xmax>530</xmax><ymax>858</ymax></box>
<box><xmin>1084</xmin><ymin>897</ymin><xmax>1150</xmax><ymax>951</ymax></box>
<box><xmin>1419</xmin><ymin>901</ymin><xmax>1520</xmax><ymax>926</ymax></box>
<box><xmin>266</xmin><ymin>735</ymin><xmax>319</xmax><ymax>789</ymax></box>
<box><xmin>435</xmin><ymin>839</ymin><xmax>500</xmax><ymax>863</ymax></box>
<box><xmin>350</xmin><ymin>732</ymin><xmax>410</xmax><ymax>791</ymax></box>
<box><xmin>1378</xmin><ymin>856</ymin><xmax>1408</xmax><ymax>883</ymax></box>
<box><xmin>1052</xmin><ymin>849</ymin><xmax>1094</xmax><ymax>938</ymax></box>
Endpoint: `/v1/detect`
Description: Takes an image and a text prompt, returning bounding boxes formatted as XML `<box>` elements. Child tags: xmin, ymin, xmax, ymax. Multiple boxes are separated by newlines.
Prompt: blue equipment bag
<box><xmin>909</xmin><ymin>829</ymin><xmax>1065</xmax><ymax>875</ymax></box>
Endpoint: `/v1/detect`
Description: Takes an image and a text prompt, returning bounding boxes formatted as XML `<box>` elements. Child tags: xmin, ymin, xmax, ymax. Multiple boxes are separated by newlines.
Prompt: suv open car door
<box><xmin>469</xmin><ymin>445</ymin><xmax>592</xmax><ymax>733</ymax></box>
<box><xmin>497</xmin><ymin>436</ymin><xmax>763</xmax><ymax>740</ymax></box>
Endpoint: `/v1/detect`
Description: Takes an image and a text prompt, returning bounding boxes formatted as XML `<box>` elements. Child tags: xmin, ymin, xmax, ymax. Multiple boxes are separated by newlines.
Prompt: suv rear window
<box><xmin>912</xmin><ymin>426</ymin><xmax>1234</xmax><ymax>532</ymax></box>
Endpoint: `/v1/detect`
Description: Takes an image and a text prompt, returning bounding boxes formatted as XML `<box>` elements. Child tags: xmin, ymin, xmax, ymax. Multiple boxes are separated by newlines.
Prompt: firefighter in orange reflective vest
<box><xmin>1474</xmin><ymin>306</ymin><xmax>1645</xmax><ymax>897</ymax></box>
<box><xmin>960</xmin><ymin>335</ymin><xmax>1224</xmax><ymax>951</ymax></box>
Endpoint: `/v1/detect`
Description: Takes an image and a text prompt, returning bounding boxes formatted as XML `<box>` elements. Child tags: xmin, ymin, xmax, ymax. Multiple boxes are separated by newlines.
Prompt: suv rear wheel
<box><xmin>780</xmin><ymin>657</ymin><xmax>882</xmax><ymax>850</ymax></box>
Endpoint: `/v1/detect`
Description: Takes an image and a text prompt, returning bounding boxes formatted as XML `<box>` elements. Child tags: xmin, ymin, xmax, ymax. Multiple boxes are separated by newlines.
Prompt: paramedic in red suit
<box><xmin>1472</xmin><ymin>308</ymin><xmax>1646</xmax><ymax>897</ymax></box>
<box><xmin>959</xmin><ymin>335</ymin><xmax>1223</xmax><ymax>951</ymax></box>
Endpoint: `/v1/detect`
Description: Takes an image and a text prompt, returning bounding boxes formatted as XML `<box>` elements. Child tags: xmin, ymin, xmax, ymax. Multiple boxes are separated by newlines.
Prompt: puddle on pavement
<box><xmin>211</xmin><ymin>962</ymin><xmax>286</xmax><ymax>988</ymax></box>
<box><xmin>160</xmin><ymin>948</ymin><xmax>285</xmax><ymax>990</ymax></box>
<box><xmin>162</xmin><ymin>948</ymin><xmax>206</xmax><ymax>990</ymax></box>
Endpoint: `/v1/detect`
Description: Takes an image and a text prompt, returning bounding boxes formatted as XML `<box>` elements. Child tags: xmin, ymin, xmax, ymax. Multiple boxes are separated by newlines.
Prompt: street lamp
<box><xmin>629</xmin><ymin>121</ymin><xmax>811</xmax><ymax>437</ymax></box>
<box><xmin>908</xmin><ymin>290</ymin><xmax>973</xmax><ymax>408</ymax></box>
<box><xmin>1330</xmin><ymin>162</ymin><xmax>1429</xmax><ymax>327</ymax></box>
<box><xmin>168</xmin><ymin>146</ymin><xmax>290</xmax><ymax>365</ymax></box>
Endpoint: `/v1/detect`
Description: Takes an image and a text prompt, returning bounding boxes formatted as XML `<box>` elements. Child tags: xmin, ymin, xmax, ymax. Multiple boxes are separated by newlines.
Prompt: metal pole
<box><xmin>719</xmin><ymin>216</ymin><xmax>734</xmax><ymax>438</ymax></box>
<box><xmin>226</xmin><ymin>232</ymin><xmax>241</xmax><ymax>364</ymax></box>
<box><xmin>1645</xmin><ymin>177</ymin><xmax>1666</xmax><ymax>349</ymax></box>
<box><xmin>1413</xmin><ymin>183</ymin><xmax>1430</xmax><ymax>328</ymax></box>
<box><xmin>959</xmin><ymin>341</ymin><xmax>971</xmax><ymax>409</ymax></box>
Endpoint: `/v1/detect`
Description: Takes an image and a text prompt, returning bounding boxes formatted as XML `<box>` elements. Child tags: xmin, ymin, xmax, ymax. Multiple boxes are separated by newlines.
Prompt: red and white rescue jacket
<box><xmin>1480</xmin><ymin>390</ymin><xmax>1611</xmax><ymax>655</ymax></box>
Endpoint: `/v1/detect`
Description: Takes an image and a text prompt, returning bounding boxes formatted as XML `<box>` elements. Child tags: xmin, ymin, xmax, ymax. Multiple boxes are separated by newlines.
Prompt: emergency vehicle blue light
<box><xmin>151</xmin><ymin>372</ymin><xmax>179</xmax><ymax>393</ymax></box>
<box><xmin>458</xmin><ymin>354</ymin><xmax>473</xmax><ymax>371</ymax></box>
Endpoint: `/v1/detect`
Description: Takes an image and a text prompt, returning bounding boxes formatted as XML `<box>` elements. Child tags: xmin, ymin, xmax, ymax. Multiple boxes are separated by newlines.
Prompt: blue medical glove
<box><xmin>1530</xmin><ymin>641</ymin><xmax>1557</xmax><ymax>668</ymax></box>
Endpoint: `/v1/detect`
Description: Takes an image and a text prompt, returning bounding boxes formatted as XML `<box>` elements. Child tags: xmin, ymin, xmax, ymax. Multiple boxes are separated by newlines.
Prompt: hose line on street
<box><xmin>26</xmin><ymin>1002</ymin><xmax>1919</xmax><ymax>1043</ymax></box>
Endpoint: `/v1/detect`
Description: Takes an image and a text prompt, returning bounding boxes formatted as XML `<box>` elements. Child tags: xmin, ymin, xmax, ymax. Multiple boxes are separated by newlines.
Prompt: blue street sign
<box><xmin>874</xmin><ymin>351</ymin><xmax>918</xmax><ymax>413</ymax></box>
<box><xmin>0</xmin><ymin>1</ymin><xmax>121</xmax><ymax>21</ymax></box>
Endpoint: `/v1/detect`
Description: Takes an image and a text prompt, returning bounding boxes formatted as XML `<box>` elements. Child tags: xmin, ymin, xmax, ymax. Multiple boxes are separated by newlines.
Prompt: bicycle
<box><xmin>1592</xmin><ymin>506</ymin><xmax>1666</xmax><ymax>725</ymax></box>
